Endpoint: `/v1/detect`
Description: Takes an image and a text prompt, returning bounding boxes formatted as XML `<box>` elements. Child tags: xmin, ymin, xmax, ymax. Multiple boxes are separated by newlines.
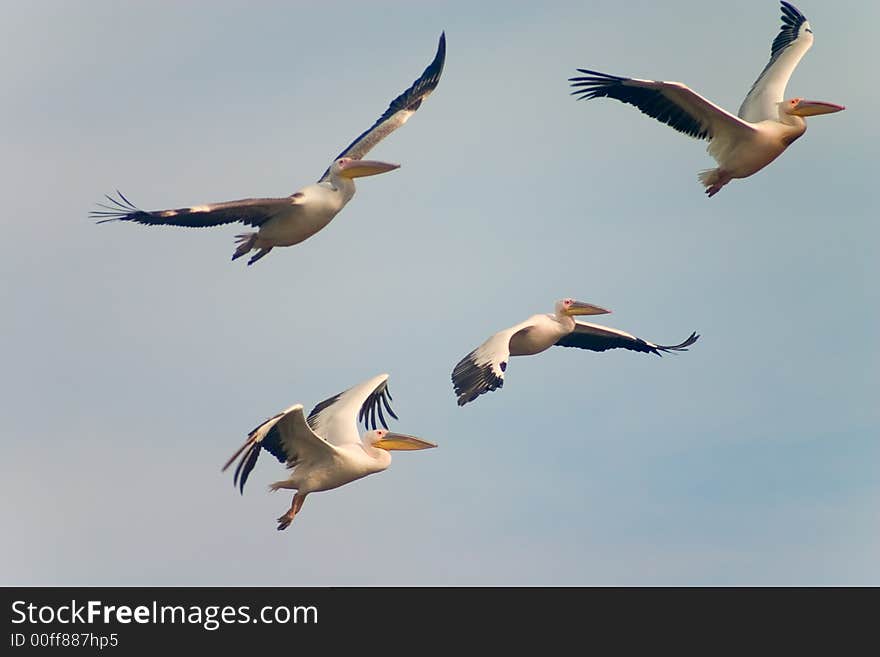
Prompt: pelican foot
<box><xmin>276</xmin><ymin>512</ymin><xmax>294</xmax><ymax>531</ymax></box>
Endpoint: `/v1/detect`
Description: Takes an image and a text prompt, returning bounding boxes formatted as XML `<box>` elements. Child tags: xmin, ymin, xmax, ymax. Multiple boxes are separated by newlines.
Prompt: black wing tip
<box><xmin>569</xmin><ymin>69</ymin><xmax>626</xmax><ymax>84</ymax></box>
<box><xmin>569</xmin><ymin>73</ymin><xmax>710</xmax><ymax>141</ymax></box>
<box><xmin>451</xmin><ymin>354</ymin><xmax>504</xmax><ymax>407</ymax></box>
<box><xmin>407</xmin><ymin>30</ymin><xmax>446</xmax><ymax>95</ymax></box>
<box><xmin>357</xmin><ymin>380</ymin><xmax>399</xmax><ymax>432</ymax></box>
<box><xmin>570</xmin><ymin>68</ymin><xmax>622</xmax><ymax>79</ymax></box>
<box><xmin>657</xmin><ymin>331</ymin><xmax>701</xmax><ymax>354</ymax></box>
<box><xmin>568</xmin><ymin>69</ymin><xmax>629</xmax><ymax>101</ymax></box>
<box><xmin>434</xmin><ymin>31</ymin><xmax>446</xmax><ymax>65</ymax></box>
<box><xmin>319</xmin><ymin>29</ymin><xmax>447</xmax><ymax>178</ymax></box>
<box><xmin>457</xmin><ymin>392</ymin><xmax>479</xmax><ymax>406</ymax></box>
<box><xmin>769</xmin><ymin>1</ymin><xmax>808</xmax><ymax>58</ymax></box>
<box><xmin>454</xmin><ymin>377</ymin><xmax>503</xmax><ymax>407</ymax></box>
<box><xmin>421</xmin><ymin>31</ymin><xmax>447</xmax><ymax>86</ymax></box>
<box><xmin>90</xmin><ymin>189</ymin><xmax>142</xmax><ymax>222</ymax></box>
<box><xmin>407</xmin><ymin>30</ymin><xmax>446</xmax><ymax>93</ymax></box>
<box><xmin>380</xmin><ymin>385</ymin><xmax>399</xmax><ymax>422</ymax></box>
<box><xmin>780</xmin><ymin>1</ymin><xmax>806</xmax><ymax>23</ymax></box>
<box><xmin>231</xmin><ymin>442</ymin><xmax>260</xmax><ymax>494</ymax></box>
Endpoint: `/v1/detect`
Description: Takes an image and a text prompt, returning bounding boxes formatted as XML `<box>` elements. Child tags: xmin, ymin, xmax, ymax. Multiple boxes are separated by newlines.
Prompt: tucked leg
<box><xmin>705</xmin><ymin>171</ymin><xmax>732</xmax><ymax>198</ymax></box>
<box><xmin>231</xmin><ymin>233</ymin><xmax>257</xmax><ymax>261</ymax></box>
<box><xmin>276</xmin><ymin>493</ymin><xmax>306</xmax><ymax>531</ymax></box>
<box><xmin>248</xmin><ymin>247</ymin><xmax>273</xmax><ymax>266</ymax></box>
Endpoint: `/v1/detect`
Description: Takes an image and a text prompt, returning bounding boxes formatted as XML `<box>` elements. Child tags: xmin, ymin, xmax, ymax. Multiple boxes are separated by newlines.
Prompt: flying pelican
<box><xmin>452</xmin><ymin>299</ymin><xmax>699</xmax><ymax>406</ymax></box>
<box><xmin>222</xmin><ymin>374</ymin><xmax>436</xmax><ymax>530</ymax></box>
<box><xmin>569</xmin><ymin>2</ymin><xmax>844</xmax><ymax>197</ymax></box>
<box><xmin>92</xmin><ymin>33</ymin><xmax>446</xmax><ymax>265</ymax></box>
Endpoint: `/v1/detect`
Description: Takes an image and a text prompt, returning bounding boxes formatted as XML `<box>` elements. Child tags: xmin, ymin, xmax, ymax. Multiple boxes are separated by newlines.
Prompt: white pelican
<box><xmin>222</xmin><ymin>374</ymin><xmax>435</xmax><ymax>530</ymax></box>
<box><xmin>92</xmin><ymin>33</ymin><xmax>446</xmax><ymax>265</ymax></box>
<box><xmin>569</xmin><ymin>2</ymin><xmax>844</xmax><ymax>197</ymax></box>
<box><xmin>452</xmin><ymin>299</ymin><xmax>699</xmax><ymax>406</ymax></box>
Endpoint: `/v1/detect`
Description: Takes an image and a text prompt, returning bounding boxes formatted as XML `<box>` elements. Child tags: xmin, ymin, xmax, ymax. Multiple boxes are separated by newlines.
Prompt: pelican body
<box><xmin>452</xmin><ymin>299</ymin><xmax>699</xmax><ymax>406</ymax></box>
<box><xmin>93</xmin><ymin>33</ymin><xmax>446</xmax><ymax>264</ymax></box>
<box><xmin>227</xmin><ymin>157</ymin><xmax>400</xmax><ymax>262</ymax></box>
<box><xmin>569</xmin><ymin>2</ymin><xmax>844</xmax><ymax>196</ymax></box>
<box><xmin>222</xmin><ymin>374</ymin><xmax>435</xmax><ymax>530</ymax></box>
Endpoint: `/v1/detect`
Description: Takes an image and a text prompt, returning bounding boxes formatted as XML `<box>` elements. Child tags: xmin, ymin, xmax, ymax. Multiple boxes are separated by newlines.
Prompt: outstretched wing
<box><xmin>570</xmin><ymin>70</ymin><xmax>755</xmax><ymax>142</ymax></box>
<box><xmin>307</xmin><ymin>373</ymin><xmax>398</xmax><ymax>447</ymax></box>
<box><xmin>555</xmin><ymin>322</ymin><xmax>700</xmax><ymax>356</ymax></box>
<box><xmin>739</xmin><ymin>1</ymin><xmax>814</xmax><ymax>122</ymax></box>
<box><xmin>318</xmin><ymin>32</ymin><xmax>446</xmax><ymax>182</ymax></box>
<box><xmin>451</xmin><ymin>325</ymin><xmax>523</xmax><ymax>407</ymax></box>
<box><xmin>221</xmin><ymin>404</ymin><xmax>332</xmax><ymax>493</ymax></box>
<box><xmin>91</xmin><ymin>190</ymin><xmax>300</xmax><ymax>229</ymax></box>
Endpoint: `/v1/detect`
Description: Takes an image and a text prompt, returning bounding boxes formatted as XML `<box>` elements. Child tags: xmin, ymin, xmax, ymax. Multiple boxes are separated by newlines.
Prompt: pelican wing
<box><xmin>221</xmin><ymin>404</ymin><xmax>332</xmax><ymax>493</ymax></box>
<box><xmin>307</xmin><ymin>373</ymin><xmax>398</xmax><ymax>447</ymax></box>
<box><xmin>570</xmin><ymin>70</ymin><xmax>756</xmax><ymax>142</ymax></box>
<box><xmin>739</xmin><ymin>2</ymin><xmax>814</xmax><ymax>122</ymax></box>
<box><xmin>318</xmin><ymin>32</ymin><xmax>446</xmax><ymax>182</ymax></box>
<box><xmin>555</xmin><ymin>323</ymin><xmax>700</xmax><ymax>356</ymax></box>
<box><xmin>452</xmin><ymin>324</ymin><xmax>528</xmax><ymax>407</ymax></box>
<box><xmin>91</xmin><ymin>190</ymin><xmax>300</xmax><ymax>228</ymax></box>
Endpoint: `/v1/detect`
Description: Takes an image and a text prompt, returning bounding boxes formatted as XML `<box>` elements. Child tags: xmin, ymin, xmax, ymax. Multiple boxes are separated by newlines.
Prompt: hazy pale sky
<box><xmin>2</xmin><ymin>0</ymin><xmax>877</xmax><ymax>585</ymax></box>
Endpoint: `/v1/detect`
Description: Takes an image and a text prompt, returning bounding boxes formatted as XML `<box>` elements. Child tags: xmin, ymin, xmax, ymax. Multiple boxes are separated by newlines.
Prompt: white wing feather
<box><xmin>739</xmin><ymin>3</ymin><xmax>814</xmax><ymax>122</ymax></box>
<box><xmin>222</xmin><ymin>404</ymin><xmax>333</xmax><ymax>492</ymax></box>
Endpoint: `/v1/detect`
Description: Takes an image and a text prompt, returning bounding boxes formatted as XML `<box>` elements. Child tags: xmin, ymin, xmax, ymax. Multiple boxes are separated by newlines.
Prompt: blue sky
<box><xmin>2</xmin><ymin>0</ymin><xmax>877</xmax><ymax>585</ymax></box>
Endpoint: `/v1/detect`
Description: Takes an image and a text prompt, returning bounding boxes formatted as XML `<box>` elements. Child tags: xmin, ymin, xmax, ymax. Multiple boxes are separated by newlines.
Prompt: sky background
<box><xmin>2</xmin><ymin>0</ymin><xmax>877</xmax><ymax>586</ymax></box>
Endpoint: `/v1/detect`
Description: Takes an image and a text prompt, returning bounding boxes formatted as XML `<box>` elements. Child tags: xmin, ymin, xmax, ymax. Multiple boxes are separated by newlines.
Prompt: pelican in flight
<box><xmin>452</xmin><ymin>299</ymin><xmax>699</xmax><ymax>406</ymax></box>
<box><xmin>569</xmin><ymin>2</ymin><xmax>844</xmax><ymax>197</ymax></box>
<box><xmin>222</xmin><ymin>374</ymin><xmax>436</xmax><ymax>530</ymax></box>
<box><xmin>92</xmin><ymin>33</ymin><xmax>446</xmax><ymax>265</ymax></box>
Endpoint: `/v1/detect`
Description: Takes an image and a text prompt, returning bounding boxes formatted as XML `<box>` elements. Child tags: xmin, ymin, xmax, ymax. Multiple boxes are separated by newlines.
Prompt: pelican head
<box><xmin>784</xmin><ymin>97</ymin><xmax>845</xmax><ymax>117</ymax></box>
<box><xmin>369</xmin><ymin>429</ymin><xmax>437</xmax><ymax>452</ymax></box>
<box><xmin>555</xmin><ymin>298</ymin><xmax>612</xmax><ymax>317</ymax></box>
<box><xmin>331</xmin><ymin>157</ymin><xmax>401</xmax><ymax>180</ymax></box>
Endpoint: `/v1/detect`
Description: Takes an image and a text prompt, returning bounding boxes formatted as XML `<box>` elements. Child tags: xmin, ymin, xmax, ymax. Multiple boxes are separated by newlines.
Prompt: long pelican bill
<box><xmin>564</xmin><ymin>301</ymin><xmax>612</xmax><ymax>316</ymax></box>
<box><xmin>372</xmin><ymin>433</ymin><xmax>437</xmax><ymax>451</ymax></box>
<box><xmin>337</xmin><ymin>159</ymin><xmax>401</xmax><ymax>179</ymax></box>
<box><xmin>790</xmin><ymin>100</ymin><xmax>845</xmax><ymax>117</ymax></box>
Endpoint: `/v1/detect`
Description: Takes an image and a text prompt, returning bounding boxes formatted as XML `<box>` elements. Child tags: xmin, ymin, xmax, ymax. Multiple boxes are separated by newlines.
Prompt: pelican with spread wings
<box><xmin>569</xmin><ymin>2</ymin><xmax>843</xmax><ymax>196</ymax></box>
<box><xmin>93</xmin><ymin>33</ymin><xmax>446</xmax><ymax>264</ymax></box>
<box><xmin>452</xmin><ymin>299</ymin><xmax>699</xmax><ymax>406</ymax></box>
<box><xmin>222</xmin><ymin>374</ymin><xmax>435</xmax><ymax>530</ymax></box>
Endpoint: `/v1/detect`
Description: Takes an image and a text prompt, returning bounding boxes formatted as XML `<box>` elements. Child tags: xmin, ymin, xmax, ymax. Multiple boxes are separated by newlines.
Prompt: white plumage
<box><xmin>222</xmin><ymin>374</ymin><xmax>436</xmax><ymax>530</ymax></box>
<box><xmin>452</xmin><ymin>299</ymin><xmax>699</xmax><ymax>406</ymax></box>
<box><xmin>93</xmin><ymin>33</ymin><xmax>446</xmax><ymax>264</ymax></box>
<box><xmin>569</xmin><ymin>2</ymin><xmax>843</xmax><ymax>197</ymax></box>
